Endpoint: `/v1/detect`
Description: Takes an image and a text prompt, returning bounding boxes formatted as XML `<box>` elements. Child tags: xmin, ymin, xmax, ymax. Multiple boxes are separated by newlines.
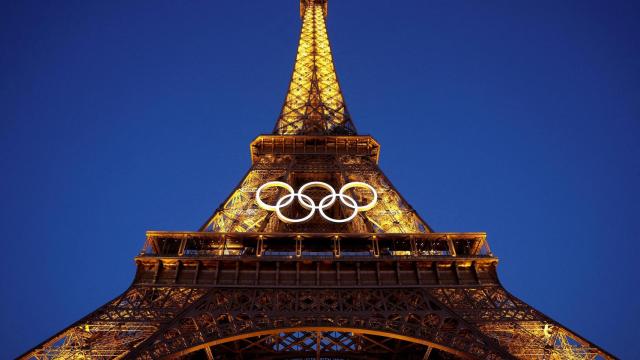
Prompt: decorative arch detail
<box><xmin>164</xmin><ymin>327</ymin><xmax>468</xmax><ymax>359</ymax></box>
<box><xmin>127</xmin><ymin>288</ymin><xmax>513</xmax><ymax>359</ymax></box>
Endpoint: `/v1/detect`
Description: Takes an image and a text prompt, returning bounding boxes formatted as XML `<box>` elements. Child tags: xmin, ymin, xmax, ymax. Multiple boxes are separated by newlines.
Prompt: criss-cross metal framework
<box><xmin>274</xmin><ymin>0</ymin><xmax>355</xmax><ymax>135</ymax></box>
<box><xmin>21</xmin><ymin>1</ymin><xmax>615</xmax><ymax>359</ymax></box>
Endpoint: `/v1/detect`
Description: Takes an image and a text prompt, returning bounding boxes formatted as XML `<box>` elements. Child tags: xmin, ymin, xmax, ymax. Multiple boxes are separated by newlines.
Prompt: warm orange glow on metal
<box><xmin>249</xmin><ymin>135</ymin><xmax>381</xmax><ymax>164</ymax></box>
<box><xmin>19</xmin><ymin>0</ymin><xmax>615</xmax><ymax>359</ymax></box>
<box><xmin>201</xmin><ymin>158</ymin><xmax>431</xmax><ymax>233</ymax></box>
<box><xmin>274</xmin><ymin>2</ymin><xmax>355</xmax><ymax>135</ymax></box>
<box><xmin>166</xmin><ymin>327</ymin><xmax>472</xmax><ymax>359</ymax></box>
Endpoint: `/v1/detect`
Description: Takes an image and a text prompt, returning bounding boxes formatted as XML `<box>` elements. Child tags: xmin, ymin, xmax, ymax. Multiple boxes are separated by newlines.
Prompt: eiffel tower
<box><xmin>21</xmin><ymin>1</ymin><xmax>615</xmax><ymax>359</ymax></box>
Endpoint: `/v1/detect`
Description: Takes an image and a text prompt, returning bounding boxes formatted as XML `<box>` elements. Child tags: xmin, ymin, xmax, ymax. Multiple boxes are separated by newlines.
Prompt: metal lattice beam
<box><xmin>18</xmin><ymin>1</ymin><xmax>616</xmax><ymax>360</ymax></box>
<box><xmin>274</xmin><ymin>1</ymin><xmax>356</xmax><ymax>135</ymax></box>
<box><xmin>125</xmin><ymin>287</ymin><xmax>513</xmax><ymax>359</ymax></box>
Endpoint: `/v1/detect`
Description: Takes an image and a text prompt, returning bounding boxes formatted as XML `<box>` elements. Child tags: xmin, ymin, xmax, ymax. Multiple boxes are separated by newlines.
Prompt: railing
<box><xmin>140</xmin><ymin>232</ymin><xmax>494</xmax><ymax>260</ymax></box>
<box><xmin>250</xmin><ymin>135</ymin><xmax>381</xmax><ymax>164</ymax></box>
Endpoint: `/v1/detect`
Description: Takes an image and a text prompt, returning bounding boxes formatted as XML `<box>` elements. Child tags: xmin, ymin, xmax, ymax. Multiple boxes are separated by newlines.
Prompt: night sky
<box><xmin>1</xmin><ymin>1</ymin><xmax>638</xmax><ymax>358</ymax></box>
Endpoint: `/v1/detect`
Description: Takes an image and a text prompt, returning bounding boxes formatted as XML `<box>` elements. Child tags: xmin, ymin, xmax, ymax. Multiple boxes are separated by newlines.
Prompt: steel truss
<box><xmin>200</xmin><ymin>150</ymin><xmax>432</xmax><ymax>234</ymax></box>
<box><xmin>274</xmin><ymin>0</ymin><xmax>355</xmax><ymax>135</ymax></box>
<box><xmin>19</xmin><ymin>0</ymin><xmax>616</xmax><ymax>359</ymax></box>
<box><xmin>20</xmin><ymin>232</ymin><xmax>614</xmax><ymax>360</ymax></box>
<box><xmin>126</xmin><ymin>287</ymin><xmax>509</xmax><ymax>359</ymax></box>
<box><xmin>164</xmin><ymin>331</ymin><xmax>458</xmax><ymax>360</ymax></box>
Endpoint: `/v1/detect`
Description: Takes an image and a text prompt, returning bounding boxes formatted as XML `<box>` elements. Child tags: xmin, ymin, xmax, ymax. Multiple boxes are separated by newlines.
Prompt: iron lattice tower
<box><xmin>22</xmin><ymin>1</ymin><xmax>615</xmax><ymax>359</ymax></box>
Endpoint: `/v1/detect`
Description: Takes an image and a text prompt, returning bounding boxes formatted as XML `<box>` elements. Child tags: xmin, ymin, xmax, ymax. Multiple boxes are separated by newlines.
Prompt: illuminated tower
<box><xmin>21</xmin><ymin>1</ymin><xmax>615</xmax><ymax>359</ymax></box>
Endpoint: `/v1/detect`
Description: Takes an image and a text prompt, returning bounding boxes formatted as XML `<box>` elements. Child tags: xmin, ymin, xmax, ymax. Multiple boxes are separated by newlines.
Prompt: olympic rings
<box><xmin>255</xmin><ymin>181</ymin><xmax>378</xmax><ymax>224</ymax></box>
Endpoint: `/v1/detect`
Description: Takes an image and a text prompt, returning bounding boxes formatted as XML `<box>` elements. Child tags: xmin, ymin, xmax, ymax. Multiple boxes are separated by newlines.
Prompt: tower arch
<box><xmin>125</xmin><ymin>287</ymin><xmax>511</xmax><ymax>359</ymax></box>
<box><xmin>161</xmin><ymin>328</ymin><xmax>468</xmax><ymax>359</ymax></box>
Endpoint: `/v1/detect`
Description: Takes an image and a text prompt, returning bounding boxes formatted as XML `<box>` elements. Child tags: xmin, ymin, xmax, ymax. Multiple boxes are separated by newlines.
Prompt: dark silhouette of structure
<box><xmin>21</xmin><ymin>1</ymin><xmax>614</xmax><ymax>359</ymax></box>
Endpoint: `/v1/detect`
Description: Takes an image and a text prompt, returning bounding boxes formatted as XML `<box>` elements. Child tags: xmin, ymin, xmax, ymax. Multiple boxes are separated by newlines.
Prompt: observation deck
<box><xmin>135</xmin><ymin>231</ymin><xmax>498</xmax><ymax>289</ymax></box>
<box><xmin>250</xmin><ymin>135</ymin><xmax>380</xmax><ymax>164</ymax></box>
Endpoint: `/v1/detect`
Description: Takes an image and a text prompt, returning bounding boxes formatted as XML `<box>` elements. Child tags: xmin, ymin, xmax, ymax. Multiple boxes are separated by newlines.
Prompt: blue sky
<box><xmin>1</xmin><ymin>0</ymin><xmax>638</xmax><ymax>358</ymax></box>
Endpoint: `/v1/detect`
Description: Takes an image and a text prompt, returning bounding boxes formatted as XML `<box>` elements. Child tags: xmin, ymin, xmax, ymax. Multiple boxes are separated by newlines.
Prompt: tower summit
<box><xmin>275</xmin><ymin>0</ymin><xmax>356</xmax><ymax>135</ymax></box>
<box><xmin>21</xmin><ymin>1</ymin><xmax>615</xmax><ymax>359</ymax></box>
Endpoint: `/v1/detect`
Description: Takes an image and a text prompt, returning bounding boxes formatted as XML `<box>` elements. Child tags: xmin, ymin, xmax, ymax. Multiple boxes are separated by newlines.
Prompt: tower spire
<box><xmin>274</xmin><ymin>0</ymin><xmax>356</xmax><ymax>135</ymax></box>
<box><xmin>19</xmin><ymin>1</ymin><xmax>615</xmax><ymax>359</ymax></box>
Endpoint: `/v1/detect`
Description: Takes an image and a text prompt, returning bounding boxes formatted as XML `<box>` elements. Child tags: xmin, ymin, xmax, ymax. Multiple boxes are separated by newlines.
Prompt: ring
<box><xmin>255</xmin><ymin>181</ymin><xmax>378</xmax><ymax>223</ymax></box>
